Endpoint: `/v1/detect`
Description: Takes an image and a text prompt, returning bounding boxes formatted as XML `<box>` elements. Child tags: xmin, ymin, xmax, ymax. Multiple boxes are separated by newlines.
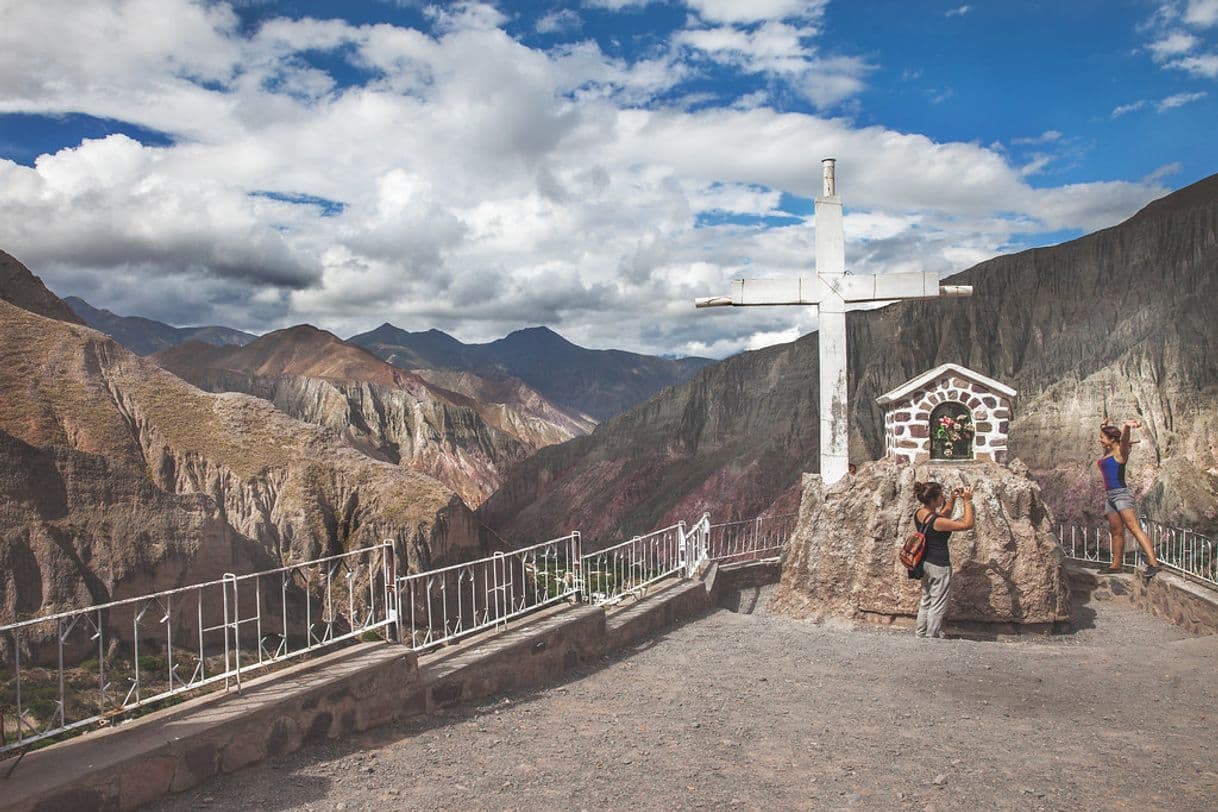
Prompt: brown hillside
<box><xmin>0</xmin><ymin>256</ymin><xmax>495</xmax><ymax>628</ymax></box>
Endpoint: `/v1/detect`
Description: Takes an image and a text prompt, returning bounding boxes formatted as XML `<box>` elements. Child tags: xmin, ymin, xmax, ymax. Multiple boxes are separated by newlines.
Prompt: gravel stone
<box><xmin>151</xmin><ymin>593</ymin><xmax>1218</xmax><ymax>810</ymax></box>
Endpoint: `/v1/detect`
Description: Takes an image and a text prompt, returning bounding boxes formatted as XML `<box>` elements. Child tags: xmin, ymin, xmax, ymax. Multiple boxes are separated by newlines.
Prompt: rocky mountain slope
<box><xmin>349</xmin><ymin>324</ymin><xmax>713</xmax><ymax>421</ymax></box>
<box><xmin>479</xmin><ymin>174</ymin><xmax>1218</xmax><ymax>545</ymax></box>
<box><xmin>0</xmin><ymin>257</ymin><xmax>497</xmax><ymax>629</ymax></box>
<box><xmin>153</xmin><ymin>327</ymin><xmax>593</xmax><ymax>507</ymax></box>
<box><xmin>65</xmin><ymin>295</ymin><xmax>256</xmax><ymax>354</ymax></box>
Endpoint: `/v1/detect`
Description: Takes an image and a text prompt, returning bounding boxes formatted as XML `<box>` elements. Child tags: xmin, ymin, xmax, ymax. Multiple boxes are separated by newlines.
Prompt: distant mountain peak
<box><xmin>62</xmin><ymin>294</ymin><xmax>256</xmax><ymax>354</ymax></box>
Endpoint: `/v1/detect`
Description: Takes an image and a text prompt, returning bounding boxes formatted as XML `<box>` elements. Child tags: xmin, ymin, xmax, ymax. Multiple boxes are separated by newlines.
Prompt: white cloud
<box><xmin>1144</xmin><ymin>162</ymin><xmax>1182</xmax><ymax>183</ymax></box>
<box><xmin>675</xmin><ymin>21</ymin><xmax>872</xmax><ymax>108</ymax></box>
<box><xmin>945</xmin><ymin>5</ymin><xmax>971</xmax><ymax>18</ymax></box>
<box><xmin>684</xmin><ymin>0</ymin><xmax>828</xmax><ymax>25</ymax></box>
<box><xmin>1019</xmin><ymin>154</ymin><xmax>1053</xmax><ymax>177</ymax></box>
<box><xmin>1185</xmin><ymin>0</ymin><xmax>1218</xmax><ymax>27</ymax></box>
<box><xmin>0</xmin><ymin>0</ymin><xmax>1174</xmax><ymax>358</ymax></box>
<box><xmin>1167</xmin><ymin>52</ymin><xmax>1218</xmax><ymax>75</ymax></box>
<box><xmin>1158</xmin><ymin>90</ymin><xmax>1208</xmax><ymax>108</ymax></box>
<box><xmin>1149</xmin><ymin>30</ymin><xmax>1200</xmax><ymax>59</ymax></box>
<box><xmin>537</xmin><ymin>9</ymin><xmax>582</xmax><ymax>34</ymax></box>
<box><xmin>425</xmin><ymin>2</ymin><xmax>508</xmax><ymax>32</ymax></box>
<box><xmin>1111</xmin><ymin>99</ymin><xmax>1148</xmax><ymax>118</ymax></box>
<box><xmin>1011</xmin><ymin>130</ymin><xmax>1063</xmax><ymax>145</ymax></box>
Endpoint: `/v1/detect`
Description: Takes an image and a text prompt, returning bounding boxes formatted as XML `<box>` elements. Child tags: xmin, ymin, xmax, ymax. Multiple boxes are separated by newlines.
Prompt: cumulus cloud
<box><xmin>1185</xmin><ymin>0</ymin><xmax>1218</xmax><ymax>27</ymax></box>
<box><xmin>0</xmin><ymin>0</ymin><xmax>1174</xmax><ymax>359</ymax></box>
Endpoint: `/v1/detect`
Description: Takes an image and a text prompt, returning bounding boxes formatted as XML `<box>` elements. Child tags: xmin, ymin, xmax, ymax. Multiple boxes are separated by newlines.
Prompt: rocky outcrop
<box><xmin>154</xmin><ymin>327</ymin><xmax>594</xmax><ymax>507</ymax></box>
<box><xmin>480</xmin><ymin>173</ymin><xmax>1218</xmax><ymax>544</ymax></box>
<box><xmin>0</xmin><ymin>258</ymin><xmax>498</xmax><ymax>633</ymax></box>
<box><xmin>1</xmin><ymin>250</ymin><xmax>85</xmax><ymax>325</ymax></box>
<box><xmin>768</xmin><ymin>460</ymin><xmax>1071</xmax><ymax>629</ymax></box>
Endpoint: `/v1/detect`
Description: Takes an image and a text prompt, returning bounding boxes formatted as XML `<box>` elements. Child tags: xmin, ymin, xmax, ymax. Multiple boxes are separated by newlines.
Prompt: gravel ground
<box><xmin>154</xmin><ymin>589</ymin><xmax>1218</xmax><ymax>811</ymax></box>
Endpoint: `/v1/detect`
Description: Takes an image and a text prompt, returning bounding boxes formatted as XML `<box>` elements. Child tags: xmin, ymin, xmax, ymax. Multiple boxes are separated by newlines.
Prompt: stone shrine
<box><xmin>876</xmin><ymin>363</ymin><xmax>1016</xmax><ymax>464</ymax></box>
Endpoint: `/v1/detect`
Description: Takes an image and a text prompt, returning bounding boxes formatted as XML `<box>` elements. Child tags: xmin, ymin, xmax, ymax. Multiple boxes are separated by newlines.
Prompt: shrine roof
<box><xmin>875</xmin><ymin>363</ymin><xmax>1017</xmax><ymax>405</ymax></box>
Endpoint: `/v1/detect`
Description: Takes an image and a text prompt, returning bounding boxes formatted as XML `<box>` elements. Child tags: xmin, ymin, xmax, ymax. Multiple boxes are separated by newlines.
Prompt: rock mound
<box><xmin>768</xmin><ymin>460</ymin><xmax>1070</xmax><ymax>630</ymax></box>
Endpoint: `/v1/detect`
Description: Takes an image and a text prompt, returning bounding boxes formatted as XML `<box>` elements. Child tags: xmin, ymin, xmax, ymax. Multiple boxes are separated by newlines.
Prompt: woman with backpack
<box><xmin>912</xmin><ymin>481</ymin><xmax>974</xmax><ymax>639</ymax></box>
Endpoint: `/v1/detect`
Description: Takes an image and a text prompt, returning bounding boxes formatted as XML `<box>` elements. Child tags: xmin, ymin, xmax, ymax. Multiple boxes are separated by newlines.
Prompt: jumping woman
<box><xmin>912</xmin><ymin>481</ymin><xmax>974</xmax><ymax>639</ymax></box>
<box><xmin>1098</xmin><ymin>419</ymin><xmax>1160</xmax><ymax>578</ymax></box>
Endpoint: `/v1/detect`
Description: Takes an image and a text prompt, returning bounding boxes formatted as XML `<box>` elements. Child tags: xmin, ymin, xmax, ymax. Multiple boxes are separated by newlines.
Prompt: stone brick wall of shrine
<box><xmin>883</xmin><ymin>374</ymin><xmax>1012</xmax><ymax>464</ymax></box>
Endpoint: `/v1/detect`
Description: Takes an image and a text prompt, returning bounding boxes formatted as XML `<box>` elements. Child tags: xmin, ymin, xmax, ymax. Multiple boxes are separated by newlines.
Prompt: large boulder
<box><xmin>768</xmin><ymin>459</ymin><xmax>1070</xmax><ymax>631</ymax></box>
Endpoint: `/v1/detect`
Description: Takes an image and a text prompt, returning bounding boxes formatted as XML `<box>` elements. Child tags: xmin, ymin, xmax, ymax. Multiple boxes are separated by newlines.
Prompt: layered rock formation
<box><xmin>0</xmin><ymin>256</ymin><xmax>496</xmax><ymax>632</ymax></box>
<box><xmin>480</xmin><ymin>173</ymin><xmax>1218</xmax><ymax>544</ymax></box>
<box><xmin>154</xmin><ymin>326</ymin><xmax>593</xmax><ymax>506</ymax></box>
<box><xmin>768</xmin><ymin>461</ymin><xmax>1071</xmax><ymax>630</ymax></box>
<box><xmin>349</xmin><ymin>323</ymin><xmax>713</xmax><ymax>421</ymax></box>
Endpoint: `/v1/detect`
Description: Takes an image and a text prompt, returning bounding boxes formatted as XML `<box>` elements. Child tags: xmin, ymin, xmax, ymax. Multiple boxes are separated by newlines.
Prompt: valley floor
<box><xmin>153</xmin><ymin>589</ymin><xmax>1218</xmax><ymax>811</ymax></box>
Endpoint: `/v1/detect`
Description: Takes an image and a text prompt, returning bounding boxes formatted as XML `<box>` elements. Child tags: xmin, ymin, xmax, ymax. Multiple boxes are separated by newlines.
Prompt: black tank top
<box><xmin>916</xmin><ymin>509</ymin><xmax>952</xmax><ymax>567</ymax></box>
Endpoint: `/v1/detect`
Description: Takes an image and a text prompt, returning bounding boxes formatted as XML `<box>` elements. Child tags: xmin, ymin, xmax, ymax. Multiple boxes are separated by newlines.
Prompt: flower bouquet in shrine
<box><xmin>934</xmin><ymin>413</ymin><xmax>974</xmax><ymax>457</ymax></box>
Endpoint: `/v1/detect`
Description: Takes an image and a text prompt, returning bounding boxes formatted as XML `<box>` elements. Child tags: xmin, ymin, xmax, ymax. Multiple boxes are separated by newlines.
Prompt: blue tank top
<box><xmin>1097</xmin><ymin>455</ymin><xmax>1126</xmax><ymax>490</ymax></box>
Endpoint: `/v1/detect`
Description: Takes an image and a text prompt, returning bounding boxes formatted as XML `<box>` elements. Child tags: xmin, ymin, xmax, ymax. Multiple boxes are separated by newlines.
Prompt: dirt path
<box><xmin>153</xmin><ymin>592</ymin><xmax>1218</xmax><ymax>810</ymax></box>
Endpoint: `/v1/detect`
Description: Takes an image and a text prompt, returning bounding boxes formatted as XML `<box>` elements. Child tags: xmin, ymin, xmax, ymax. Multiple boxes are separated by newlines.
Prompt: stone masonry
<box><xmin>877</xmin><ymin>363</ymin><xmax>1016</xmax><ymax>465</ymax></box>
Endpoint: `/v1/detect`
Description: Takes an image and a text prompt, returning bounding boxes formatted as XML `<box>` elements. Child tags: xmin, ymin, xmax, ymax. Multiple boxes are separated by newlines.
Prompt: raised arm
<box><xmin>934</xmin><ymin>488</ymin><xmax>974</xmax><ymax>531</ymax></box>
<box><xmin>1119</xmin><ymin>419</ymin><xmax>1140</xmax><ymax>462</ymax></box>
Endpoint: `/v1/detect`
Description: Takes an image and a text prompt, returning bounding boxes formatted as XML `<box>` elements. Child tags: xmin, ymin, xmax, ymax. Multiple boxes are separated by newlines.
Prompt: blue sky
<box><xmin>0</xmin><ymin>0</ymin><xmax>1215</xmax><ymax>357</ymax></box>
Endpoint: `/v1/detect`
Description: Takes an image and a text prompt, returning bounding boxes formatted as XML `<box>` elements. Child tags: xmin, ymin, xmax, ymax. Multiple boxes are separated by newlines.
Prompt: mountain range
<box><xmin>62</xmin><ymin>294</ymin><xmax>713</xmax><ymax>426</ymax></box>
<box><xmin>348</xmin><ymin>323</ymin><xmax>713</xmax><ymax>421</ymax></box>
<box><xmin>153</xmin><ymin>327</ymin><xmax>594</xmax><ymax>507</ymax></box>
<box><xmin>65</xmin><ymin>296</ymin><xmax>256</xmax><ymax>355</ymax></box>
<box><xmin>478</xmin><ymin>173</ymin><xmax>1218</xmax><ymax>546</ymax></box>
<box><xmin>0</xmin><ymin>253</ymin><xmax>498</xmax><ymax>630</ymax></box>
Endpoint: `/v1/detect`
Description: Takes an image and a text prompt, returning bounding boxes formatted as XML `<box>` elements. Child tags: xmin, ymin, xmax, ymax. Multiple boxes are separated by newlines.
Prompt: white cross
<box><xmin>694</xmin><ymin>159</ymin><xmax>972</xmax><ymax>486</ymax></box>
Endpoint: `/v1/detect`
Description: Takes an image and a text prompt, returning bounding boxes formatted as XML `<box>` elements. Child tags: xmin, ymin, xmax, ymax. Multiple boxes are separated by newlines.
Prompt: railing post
<box><xmin>677</xmin><ymin>521</ymin><xmax>689</xmax><ymax>577</ymax></box>
<box><xmin>573</xmin><ymin>531</ymin><xmax>584</xmax><ymax>603</ymax></box>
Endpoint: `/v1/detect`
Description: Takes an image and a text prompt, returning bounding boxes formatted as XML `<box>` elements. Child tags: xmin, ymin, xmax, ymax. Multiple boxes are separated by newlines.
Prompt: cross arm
<box><xmin>694</xmin><ymin>272</ymin><xmax>972</xmax><ymax>307</ymax></box>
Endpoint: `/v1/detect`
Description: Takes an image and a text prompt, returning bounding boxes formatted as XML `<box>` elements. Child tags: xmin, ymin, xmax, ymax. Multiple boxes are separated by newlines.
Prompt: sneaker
<box><xmin>1142</xmin><ymin>565</ymin><xmax>1161</xmax><ymax>580</ymax></box>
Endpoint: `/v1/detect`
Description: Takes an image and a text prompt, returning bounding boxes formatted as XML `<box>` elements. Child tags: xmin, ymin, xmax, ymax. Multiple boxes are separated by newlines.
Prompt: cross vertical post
<box><xmin>693</xmin><ymin>158</ymin><xmax>973</xmax><ymax>486</ymax></box>
<box><xmin>814</xmin><ymin>160</ymin><xmax>849</xmax><ymax>485</ymax></box>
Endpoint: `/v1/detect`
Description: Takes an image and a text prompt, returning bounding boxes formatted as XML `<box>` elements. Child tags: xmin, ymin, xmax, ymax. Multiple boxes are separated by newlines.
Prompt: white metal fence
<box><xmin>1058</xmin><ymin>517</ymin><xmax>1217</xmax><ymax>587</ymax></box>
<box><xmin>580</xmin><ymin>523</ymin><xmax>687</xmax><ymax>606</ymax></box>
<box><xmin>707</xmin><ymin>513</ymin><xmax>798</xmax><ymax>563</ymax></box>
<box><xmin>396</xmin><ymin>533</ymin><xmax>581</xmax><ymax>651</ymax></box>
<box><xmin>0</xmin><ymin>543</ymin><xmax>395</xmax><ymax>756</ymax></box>
<box><xmin>6</xmin><ymin>506</ymin><xmax>1217</xmax><ymax>759</ymax></box>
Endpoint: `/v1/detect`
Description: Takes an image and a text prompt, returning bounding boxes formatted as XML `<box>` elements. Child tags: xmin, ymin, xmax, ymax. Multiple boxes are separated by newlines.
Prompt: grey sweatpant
<box><xmin>915</xmin><ymin>562</ymin><xmax>952</xmax><ymax>638</ymax></box>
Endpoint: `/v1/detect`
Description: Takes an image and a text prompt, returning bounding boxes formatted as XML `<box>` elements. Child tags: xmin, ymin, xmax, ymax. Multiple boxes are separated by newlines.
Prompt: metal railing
<box><xmin>580</xmin><ymin>523</ymin><xmax>687</xmax><ymax>605</ymax></box>
<box><xmin>1058</xmin><ymin>518</ymin><xmax>1217</xmax><ymax>588</ymax></box>
<box><xmin>0</xmin><ymin>543</ymin><xmax>395</xmax><ymax>756</ymax></box>
<box><xmin>707</xmin><ymin>513</ymin><xmax>799</xmax><ymax>563</ymax></box>
<box><xmin>684</xmin><ymin>513</ymin><xmax>711</xmax><ymax>576</ymax></box>
<box><xmin>396</xmin><ymin>533</ymin><xmax>582</xmax><ymax>651</ymax></box>
<box><xmin>0</xmin><ymin>508</ymin><xmax>800</xmax><ymax>758</ymax></box>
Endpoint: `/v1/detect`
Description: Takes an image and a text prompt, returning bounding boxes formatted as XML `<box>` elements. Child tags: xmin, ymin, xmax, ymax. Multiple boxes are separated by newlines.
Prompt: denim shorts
<box><xmin>1104</xmin><ymin>487</ymin><xmax>1137</xmax><ymax>515</ymax></box>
